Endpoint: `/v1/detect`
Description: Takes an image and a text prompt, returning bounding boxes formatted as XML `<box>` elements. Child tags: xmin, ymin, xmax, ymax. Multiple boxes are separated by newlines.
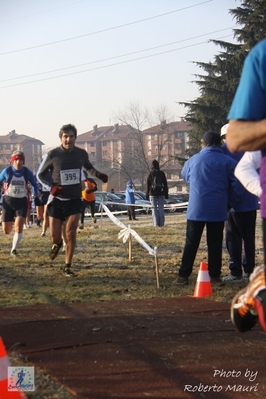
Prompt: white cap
<box><xmin>220</xmin><ymin>124</ymin><xmax>228</xmax><ymax>137</ymax></box>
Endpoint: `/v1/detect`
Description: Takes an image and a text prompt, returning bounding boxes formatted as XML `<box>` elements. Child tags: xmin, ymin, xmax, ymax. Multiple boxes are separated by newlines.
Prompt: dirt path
<box><xmin>0</xmin><ymin>297</ymin><xmax>265</xmax><ymax>399</ymax></box>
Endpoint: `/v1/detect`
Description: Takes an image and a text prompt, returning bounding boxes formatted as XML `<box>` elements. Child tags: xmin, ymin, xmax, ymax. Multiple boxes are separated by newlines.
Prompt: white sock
<box><xmin>12</xmin><ymin>233</ymin><xmax>23</xmax><ymax>251</ymax></box>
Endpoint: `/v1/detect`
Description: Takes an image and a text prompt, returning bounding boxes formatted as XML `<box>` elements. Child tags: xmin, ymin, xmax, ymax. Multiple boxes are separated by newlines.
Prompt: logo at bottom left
<box><xmin>8</xmin><ymin>366</ymin><xmax>35</xmax><ymax>391</ymax></box>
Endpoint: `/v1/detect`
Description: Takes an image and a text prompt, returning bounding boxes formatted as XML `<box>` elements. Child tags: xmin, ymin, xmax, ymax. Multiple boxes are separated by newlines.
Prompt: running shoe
<box><xmin>222</xmin><ymin>274</ymin><xmax>243</xmax><ymax>282</ymax></box>
<box><xmin>41</xmin><ymin>232</ymin><xmax>46</xmax><ymax>237</ymax></box>
<box><xmin>49</xmin><ymin>240</ymin><xmax>63</xmax><ymax>260</ymax></box>
<box><xmin>63</xmin><ymin>266</ymin><xmax>74</xmax><ymax>277</ymax></box>
<box><xmin>175</xmin><ymin>276</ymin><xmax>189</xmax><ymax>285</ymax></box>
<box><xmin>243</xmin><ymin>272</ymin><xmax>250</xmax><ymax>280</ymax></box>
<box><xmin>92</xmin><ymin>216</ymin><xmax>97</xmax><ymax>224</ymax></box>
<box><xmin>231</xmin><ymin>265</ymin><xmax>266</xmax><ymax>332</ymax></box>
<box><xmin>10</xmin><ymin>249</ymin><xmax>17</xmax><ymax>257</ymax></box>
<box><xmin>79</xmin><ymin>224</ymin><xmax>84</xmax><ymax>230</ymax></box>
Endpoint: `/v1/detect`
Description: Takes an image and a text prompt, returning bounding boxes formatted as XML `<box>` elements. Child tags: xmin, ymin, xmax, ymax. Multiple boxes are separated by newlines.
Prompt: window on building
<box><xmin>102</xmin><ymin>151</ymin><xmax>107</xmax><ymax>157</ymax></box>
<box><xmin>171</xmin><ymin>173</ymin><xmax>179</xmax><ymax>180</ymax></box>
<box><xmin>102</xmin><ymin>141</ymin><xmax>107</xmax><ymax>146</ymax></box>
<box><xmin>91</xmin><ymin>142</ymin><xmax>95</xmax><ymax>147</ymax></box>
<box><xmin>91</xmin><ymin>152</ymin><xmax>96</xmax><ymax>157</ymax></box>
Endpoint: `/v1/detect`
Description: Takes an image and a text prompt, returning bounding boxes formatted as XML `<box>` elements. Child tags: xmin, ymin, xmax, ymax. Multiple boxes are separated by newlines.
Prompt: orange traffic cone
<box><xmin>193</xmin><ymin>262</ymin><xmax>213</xmax><ymax>298</ymax></box>
<box><xmin>0</xmin><ymin>337</ymin><xmax>27</xmax><ymax>399</ymax></box>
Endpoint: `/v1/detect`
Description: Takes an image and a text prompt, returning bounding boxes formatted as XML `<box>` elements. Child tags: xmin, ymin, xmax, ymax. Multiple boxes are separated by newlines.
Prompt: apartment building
<box><xmin>76</xmin><ymin>120</ymin><xmax>191</xmax><ymax>192</ymax></box>
<box><xmin>0</xmin><ymin>123</ymin><xmax>190</xmax><ymax>191</ymax></box>
<box><xmin>0</xmin><ymin>130</ymin><xmax>44</xmax><ymax>173</ymax></box>
<box><xmin>76</xmin><ymin>124</ymin><xmax>137</xmax><ymax>191</ymax></box>
<box><xmin>142</xmin><ymin>120</ymin><xmax>191</xmax><ymax>192</ymax></box>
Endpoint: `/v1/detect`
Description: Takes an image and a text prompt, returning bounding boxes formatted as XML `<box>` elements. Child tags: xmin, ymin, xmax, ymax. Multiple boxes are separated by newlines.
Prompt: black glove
<box><xmin>34</xmin><ymin>197</ymin><xmax>42</xmax><ymax>206</ymax></box>
<box><xmin>50</xmin><ymin>185</ymin><xmax>63</xmax><ymax>196</ymax></box>
<box><xmin>96</xmin><ymin>172</ymin><xmax>108</xmax><ymax>183</ymax></box>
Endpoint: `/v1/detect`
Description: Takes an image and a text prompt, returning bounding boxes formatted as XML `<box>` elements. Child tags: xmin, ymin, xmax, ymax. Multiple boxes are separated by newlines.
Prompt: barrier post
<box><xmin>154</xmin><ymin>246</ymin><xmax>160</xmax><ymax>288</ymax></box>
<box><xmin>128</xmin><ymin>225</ymin><xmax>132</xmax><ymax>261</ymax></box>
<box><xmin>100</xmin><ymin>202</ymin><xmax>103</xmax><ymax>232</ymax></box>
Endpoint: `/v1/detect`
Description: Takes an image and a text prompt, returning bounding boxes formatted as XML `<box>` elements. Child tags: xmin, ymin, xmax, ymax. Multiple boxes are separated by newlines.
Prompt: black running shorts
<box><xmin>47</xmin><ymin>197</ymin><xmax>83</xmax><ymax>221</ymax></box>
<box><xmin>2</xmin><ymin>196</ymin><xmax>28</xmax><ymax>221</ymax></box>
<box><xmin>39</xmin><ymin>191</ymin><xmax>49</xmax><ymax>206</ymax></box>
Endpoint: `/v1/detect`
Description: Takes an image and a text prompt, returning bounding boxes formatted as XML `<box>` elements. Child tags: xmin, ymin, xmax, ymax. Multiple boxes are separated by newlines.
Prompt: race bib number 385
<box><xmin>60</xmin><ymin>169</ymin><xmax>80</xmax><ymax>185</ymax></box>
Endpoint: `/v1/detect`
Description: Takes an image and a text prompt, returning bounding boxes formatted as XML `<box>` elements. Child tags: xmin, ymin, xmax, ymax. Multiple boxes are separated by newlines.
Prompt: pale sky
<box><xmin>0</xmin><ymin>0</ymin><xmax>240</xmax><ymax>148</ymax></box>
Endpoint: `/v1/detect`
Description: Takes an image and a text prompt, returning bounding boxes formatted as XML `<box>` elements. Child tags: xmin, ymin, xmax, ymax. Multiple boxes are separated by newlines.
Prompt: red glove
<box><xmin>96</xmin><ymin>172</ymin><xmax>108</xmax><ymax>183</ymax></box>
<box><xmin>50</xmin><ymin>185</ymin><xmax>63</xmax><ymax>196</ymax></box>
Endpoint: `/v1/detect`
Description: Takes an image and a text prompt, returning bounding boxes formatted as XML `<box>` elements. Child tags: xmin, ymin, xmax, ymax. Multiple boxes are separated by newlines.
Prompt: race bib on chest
<box><xmin>6</xmin><ymin>176</ymin><xmax>27</xmax><ymax>198</ymax></box>
<box><xmin>60</xmin><ymin>169</ymin><xmax>80</xmax><ymax>185</ymax></box>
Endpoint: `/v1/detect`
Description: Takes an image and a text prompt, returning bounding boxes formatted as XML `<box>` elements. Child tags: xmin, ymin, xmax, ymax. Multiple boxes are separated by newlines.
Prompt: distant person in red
<box><xmin>0</xmin><ymin>151</ymin><xmax>39</xmax><ymax>256</ymax></box>
<box><xmin>79</xmin><ymin>174</ymin><xmax>98</xmax><ymax>229</ymax></box>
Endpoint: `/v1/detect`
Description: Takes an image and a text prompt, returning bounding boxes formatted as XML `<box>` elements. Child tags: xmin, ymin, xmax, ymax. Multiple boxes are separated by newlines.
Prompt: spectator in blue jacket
<box><xmin>221</xmin><ymin>124</ymin><xmax>258</xmax><ymax>282</ymax></box>
<box><xmin>125</xmin><ymin>180</ymin><xmax>137</xmax><ymax>221</ymax></box>
<box><xmin>177</xmin><ymin>131</ymin><xmax>244</xmax><ymax>285</ymax></box>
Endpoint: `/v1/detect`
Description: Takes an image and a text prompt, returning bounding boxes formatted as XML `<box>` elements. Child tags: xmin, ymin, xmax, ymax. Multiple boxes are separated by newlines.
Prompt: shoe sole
<box><xmin>63</xmin><ymin>270</ymin><xmax>74</xmax><ymax>277</ymax></box>
<box><xmin>176</xmin><ymin>279</ymin><xmax>188</xmax><ymax>286</ymax></box>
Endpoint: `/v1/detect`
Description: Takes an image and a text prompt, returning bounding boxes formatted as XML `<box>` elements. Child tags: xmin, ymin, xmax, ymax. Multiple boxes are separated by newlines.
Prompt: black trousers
<box><xmin>179</xmin><ymin>220</ymin><xmax>224</xmax><ymax>279</ymax></box>
<box><xmin>80</xmin><ymin>200</ymin><xmax>96</xmax><ymax>224</ymax></box>
<box><xmin>225</xmin><ymin>210</ymin><xmax>256</xmax><ymax>276</ymax></box>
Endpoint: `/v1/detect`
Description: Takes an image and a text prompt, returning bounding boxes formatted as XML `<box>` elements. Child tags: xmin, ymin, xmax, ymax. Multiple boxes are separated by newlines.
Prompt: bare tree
<box><xmin>112</xmin><ymin>101</ymin><xmax>176</xmax><ymax>189</ymax></box>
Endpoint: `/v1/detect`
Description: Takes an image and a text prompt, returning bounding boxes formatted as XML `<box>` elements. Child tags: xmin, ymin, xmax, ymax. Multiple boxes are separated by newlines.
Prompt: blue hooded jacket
<box><xmin>125</xmin><ymin>181</ymin><xmax>135</xmax><ymax>204</ymax></box>
<box><xmin>182</xmin><ymin>146</ymin><xmax>244</xmax><ymax>221</ymax></box>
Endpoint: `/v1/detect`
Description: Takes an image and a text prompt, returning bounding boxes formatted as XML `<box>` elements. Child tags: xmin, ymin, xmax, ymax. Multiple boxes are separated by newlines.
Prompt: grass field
<box><xmin>1</xmin><ymin>211</ymin><xmax>264</xmax><ymax>398</ymax></box>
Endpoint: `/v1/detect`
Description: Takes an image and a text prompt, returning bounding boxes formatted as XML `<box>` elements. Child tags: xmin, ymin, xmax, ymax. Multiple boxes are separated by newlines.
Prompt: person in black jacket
<box><xmin>146</xmin><ymin>160</ymin><xmax>168</xmax><ymax>227</ymax></box>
